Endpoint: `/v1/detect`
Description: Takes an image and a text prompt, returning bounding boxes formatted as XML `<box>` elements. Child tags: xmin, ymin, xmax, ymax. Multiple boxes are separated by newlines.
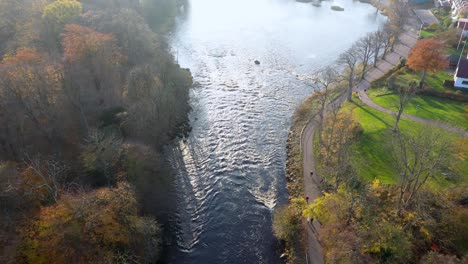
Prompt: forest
<box><xmin>0</xmin><ymin>0</ymin><xmax>191</xmax><ymax>262</ymax></box>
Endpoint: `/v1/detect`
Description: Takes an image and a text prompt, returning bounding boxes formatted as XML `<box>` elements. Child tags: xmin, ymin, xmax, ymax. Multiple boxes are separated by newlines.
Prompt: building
<box><xmin>452</xmin><ymin>0</ymin><xmax>468</xmax><ymax>16</ymax></box>
<box><xmin>457</xmin><ymin>18</ymin><xmax>468</xmax><ymax>37</ymax></box>
<box><xmin>453</xmin><ymin>59</ymin><xmax>468</xmax><ymax>89</ymax></box>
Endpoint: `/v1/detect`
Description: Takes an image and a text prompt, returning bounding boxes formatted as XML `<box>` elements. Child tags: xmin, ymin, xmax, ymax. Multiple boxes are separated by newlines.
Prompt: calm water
<box><xmin>166</xmin><ymin>0</ymin><xmax>384</xmax><ymax>263</ymax></box>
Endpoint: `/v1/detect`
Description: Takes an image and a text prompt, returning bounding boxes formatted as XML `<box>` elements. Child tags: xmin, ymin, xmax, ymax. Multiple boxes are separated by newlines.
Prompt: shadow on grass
<box><xmin>352</xmin><ymin>101</ymin><xmax>391</xmax><ymax>128</ymax></box>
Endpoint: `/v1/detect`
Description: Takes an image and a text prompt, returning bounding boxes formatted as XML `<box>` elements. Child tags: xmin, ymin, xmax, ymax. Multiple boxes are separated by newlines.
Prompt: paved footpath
<box><xmin>301</xmin><ymin>12</ymin><xmax>466</xmax><ymax>264</ymax></box>
<box><xmin>355</xmin><ymin>17</ymin><xmax>467</xmax><ymax>137</ymax></box>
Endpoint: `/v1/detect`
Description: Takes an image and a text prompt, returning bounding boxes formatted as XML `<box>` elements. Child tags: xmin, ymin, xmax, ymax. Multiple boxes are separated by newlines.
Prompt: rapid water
<box><xmin>166</xmin><ymin>0</ymin><xmax>385</xmax><ymax>263</ymax></box>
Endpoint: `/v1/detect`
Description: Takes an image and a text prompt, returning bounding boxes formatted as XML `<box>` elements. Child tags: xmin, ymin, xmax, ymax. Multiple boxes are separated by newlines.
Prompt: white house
<box><xmin>454</xmin><ymin>59</ymin><xmax>468</xmax><ymax>89</ymax></box>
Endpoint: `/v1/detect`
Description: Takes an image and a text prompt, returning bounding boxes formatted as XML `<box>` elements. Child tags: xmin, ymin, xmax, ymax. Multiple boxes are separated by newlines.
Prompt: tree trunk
<box><xmin>419</xmin><ymin>70</ymin><xmax>427</xmax><ymax>90</ymax></box>
<box><xmin>360</xmin><ymin>63</ymin><xmax>367</xmax><ymax>81</ymax></box>
<box><xmin>394</xmin><ymin>107</ymin><xmax>404</xmax><ymax>130</ymax></box>
<box><xmin>373</xmin><ymin>47</ymin><xmax>380</xmax><ymax>67</ymax></box>
<box><xmin>347</xmin><ymin>70</ymin><xmax>354</xmax><ymax>101</ymax></box>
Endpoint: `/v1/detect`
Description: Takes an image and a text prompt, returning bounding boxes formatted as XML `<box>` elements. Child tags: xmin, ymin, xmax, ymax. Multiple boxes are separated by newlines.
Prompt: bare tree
<box><xmin>371</xmin><ymin>30</ymin><xmax>385</xmax><ymax>67</ymax></box>
<box><xmin>23</xmin><ymin>156</ymin><xmax>69</xmax><ymax>203</ymax></box>
<box><xmin>394</xmin><ymin>81</ymin><xmax>417</xmax><ymax>130</ymax></box>
<box><xmin>356</xmin><ymin>33</ymin><xmax>376</xmax><ymax>81</ymax></box>
<box><xmin>310</xmin><ymin>66</ymin><xmax>340</xmax><ymax>145</ymax></box>
<box><xmin>381</xmin><ymin>23</ymin><xmax>396</xmax><ymax>60</ymax></box>
<box><xmin>320</xmin><ymin>109</ymin><xmax>358</xmax><ymax>191</ymax></box>
<box><xmin>338</xmin><ymin>45</ymin><xmax>360</xmax><ymax>101</ymax></box>
<box><xmin>392</xmin><ymin>128</ymin><xmax>451</xmax><ymax>210</ymax></box>
<box><xmin>387</xmin><ymin>0</ymin><xmax>409</xmax><ymax>51</ymax></box>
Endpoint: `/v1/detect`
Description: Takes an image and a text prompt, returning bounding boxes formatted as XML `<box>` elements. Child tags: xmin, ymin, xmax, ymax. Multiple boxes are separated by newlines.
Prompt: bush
<box><xmin>272</xmin><ymin>205</ymin><xmax>302</xmax><ymax>242</ymax></box>
<box><xmin>418</xmin><ymin>88</ymin><xmax>468</xmax><ymax>102</ymax></box>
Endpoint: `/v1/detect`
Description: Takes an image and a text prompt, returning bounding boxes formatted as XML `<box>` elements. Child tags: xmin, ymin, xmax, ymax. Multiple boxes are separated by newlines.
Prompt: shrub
<box><xmin>272</xmin><ymin>205</ymin><xmax>302</xmax><ymax>242</ymax></box>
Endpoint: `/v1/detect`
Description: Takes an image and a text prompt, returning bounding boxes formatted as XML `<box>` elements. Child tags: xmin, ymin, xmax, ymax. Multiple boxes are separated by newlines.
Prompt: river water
<box><xmin>166</xmin><ymin>0</ymin><xmax>384</xmax><ymax>263</ymax></box>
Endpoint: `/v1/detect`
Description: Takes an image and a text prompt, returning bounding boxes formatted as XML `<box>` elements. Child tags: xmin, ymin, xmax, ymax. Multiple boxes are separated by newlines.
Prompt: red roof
<box><xmin>456</xmin><ymin>59</ymin><xmax>468</xmax><ymax>78</ymax></box>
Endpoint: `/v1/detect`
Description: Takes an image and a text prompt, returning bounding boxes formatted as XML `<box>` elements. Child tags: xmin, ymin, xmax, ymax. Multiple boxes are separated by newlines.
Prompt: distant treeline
<box><xmin>0</xmin><ymin>0</ymin><xmax>191</xmax><ymax>263</ymax></box>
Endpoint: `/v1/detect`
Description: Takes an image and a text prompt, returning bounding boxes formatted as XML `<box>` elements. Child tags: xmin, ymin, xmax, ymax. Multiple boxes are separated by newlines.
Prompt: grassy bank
<box><xmin>368</xmin><ymin>87</ymin><xmax>468</xmax><ymax>130</ymax></box>
<box><xmin>346</xmin><ymin>97</ymin><xmax>467</xmax><ymax>186</ymax></box>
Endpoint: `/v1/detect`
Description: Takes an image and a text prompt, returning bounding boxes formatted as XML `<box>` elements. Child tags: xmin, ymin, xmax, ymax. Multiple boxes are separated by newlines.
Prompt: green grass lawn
<box><xmin>344</xmin><ymin>98</ymin><xmax>467</xmax><ymax>188</ymax></box>
<box><xmin>419</xmin><ymin>29</ymin><xmax>434</xmax><ymax>39</ymax></box>
<box><xmin>368</xmin><ymin>87</ymin><xmax>468</xmax><ymax>130</ymax></box>
<box><xmin>392</xmin><ymin>69</ymin><xmax>452</xmax><ymax>92</ymax></box>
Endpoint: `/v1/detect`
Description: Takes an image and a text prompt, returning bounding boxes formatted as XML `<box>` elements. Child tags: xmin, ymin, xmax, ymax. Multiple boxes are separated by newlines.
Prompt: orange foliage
<box><xmin>62</xmin><ymin>24</ymin><xmax>117</xmax><ymax>62</ymax></box>
<box><xmin>1</xmin><ymin>48</ymin><xmax>44</xmax><ymax>65</ymax></box>
<box><xmin>406</xmin><ymin>38</ymin><xmax>447</xmax><ymax>73</ymax></box>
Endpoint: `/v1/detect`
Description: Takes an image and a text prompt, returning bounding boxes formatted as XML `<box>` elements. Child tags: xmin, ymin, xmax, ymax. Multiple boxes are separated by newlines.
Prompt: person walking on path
<box><xmin>305</xmin><ymin>196</ymin><xmax>310</xmax><ymax>204</ymax></box>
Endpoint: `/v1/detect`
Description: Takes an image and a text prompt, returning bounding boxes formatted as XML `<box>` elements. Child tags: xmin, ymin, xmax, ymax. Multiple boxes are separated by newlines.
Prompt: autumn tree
<box><xmin>123</xmin><ymin>64</ymin><xmax>192</xmax><ymax>146</ymax></box>
<box><xmin>62</xmin><ymin>24</ymin><xmax>124</xmax><ymax>134</ymax></box>
<box><xmin>406</xmin><ymin>39</ymin><xmax>447</xmax><ymax>89</ymax></box>
<box><xmin>42</xmin><ymin>0</ymin><xmax>82</xmax><ymax>51</ymax></box>
<box><xmin>19</xmin><ymin>182</ymin><xmax>162</xmax><ymax>264</ymax></box>
<box><xmin>0</xmin><ymin>0</ymin><xmax>25</xmax><ymax>56</ymax></box>
<box><xmin>0</xmin><ymin>48</ymin><xmax>65</xmax><ymax>157</ymax></box>
<box><xmin>42</xmin><ymin>0</ymin><xmax>82</xmax><ymax>30</ymax></box>
<box><xmin>80</xmin><ymin>0</ymin><xmax>140</xmax><ymax>10</ymax></box>
<box><xmin>80</xmin><ymin>8</ymin><xmax>164</xmax><ymax>66</ymax></box>
<box><xmin>319</xmin><ymin>110</ymin><xmax>361</xmax><ymax>191</ymax></box>
<box><xmin>272</xmin><ymin>199</ymin><xmax>304</xmax><ymax>263</ymax></box>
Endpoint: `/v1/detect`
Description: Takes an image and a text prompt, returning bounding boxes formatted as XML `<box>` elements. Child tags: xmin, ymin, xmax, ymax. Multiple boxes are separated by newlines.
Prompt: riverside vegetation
<box><xmin>276</xmin><ymin>1</ymin><xmax>467</xmax><ymax>263</ymax></box>
<box><xmin>0</xmin><ymin>0</ymin><xmax>192</xmax><ymax>263</ymax></box>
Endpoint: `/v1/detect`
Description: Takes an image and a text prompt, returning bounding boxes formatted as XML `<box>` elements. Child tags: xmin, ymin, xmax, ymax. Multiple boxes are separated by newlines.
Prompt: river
<box><xmin>165</xmin><ymin>0</ymin><xmax>385</xmax><ymax>263</ymax></box>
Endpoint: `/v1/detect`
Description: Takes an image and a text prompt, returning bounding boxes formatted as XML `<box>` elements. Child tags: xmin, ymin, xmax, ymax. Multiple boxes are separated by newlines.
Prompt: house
<box><xmin>457</xmin><ymin>18</ymin><xmax>468</xmax><ymax>36</ymax></box>
<box><xmin>452</xmin><ymin>0</ymin><xmax>468</xmax><ymax>16</ymax></box>
<box><xmin>453</xmin><ymin>59</ymin><xmax>468</xmax><ymax>89</ymax></box>
<box><xmin>438</xmin><ymin>0</ymin><xmax>452</xmax><ymax>11</ymax></box>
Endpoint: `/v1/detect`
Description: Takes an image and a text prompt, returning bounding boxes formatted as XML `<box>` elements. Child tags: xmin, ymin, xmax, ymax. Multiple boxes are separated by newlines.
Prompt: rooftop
<box><xmin>456</xmin><ymin>59</ymin><xmax>468</xmax><ymax>78</ymax></box>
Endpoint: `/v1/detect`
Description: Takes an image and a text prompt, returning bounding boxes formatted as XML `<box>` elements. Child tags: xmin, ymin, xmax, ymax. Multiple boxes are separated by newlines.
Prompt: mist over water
<box><xmin>165</xmin><ymin>0</ymin><xmax>385</xmax><ymax>263</ymax></box>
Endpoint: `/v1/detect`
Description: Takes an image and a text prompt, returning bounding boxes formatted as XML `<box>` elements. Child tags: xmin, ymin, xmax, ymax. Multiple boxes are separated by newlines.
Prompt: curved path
<box><xmin>354</xmin><ymin>19</ymin><xmax>467</xmax><ymax>137</ymax></box>
<box><xmin>301</xmin><ymin>118</ymin><xmax>324</xmax><ymax>264</ymax></box>
<box><xmin>300</xmin><ymin>12</ymin><xmax>466</xmax><ymax>264</ymax></box>
<box><xmin>301</xmin><ymin>94</ymin><xmax>345</xmax><ymax>264</ymax></box>
<box><xmin>358</xmin><ymin>90</ymin><xmax>468</xmax><ymax>136</ymax></box>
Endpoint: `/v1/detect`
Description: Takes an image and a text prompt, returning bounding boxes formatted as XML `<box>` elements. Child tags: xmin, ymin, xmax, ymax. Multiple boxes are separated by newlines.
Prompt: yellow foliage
<box><xmin>18</xmin><ymin>182</ymin><xmax>160</xmax><ymax>263</ymax></box>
